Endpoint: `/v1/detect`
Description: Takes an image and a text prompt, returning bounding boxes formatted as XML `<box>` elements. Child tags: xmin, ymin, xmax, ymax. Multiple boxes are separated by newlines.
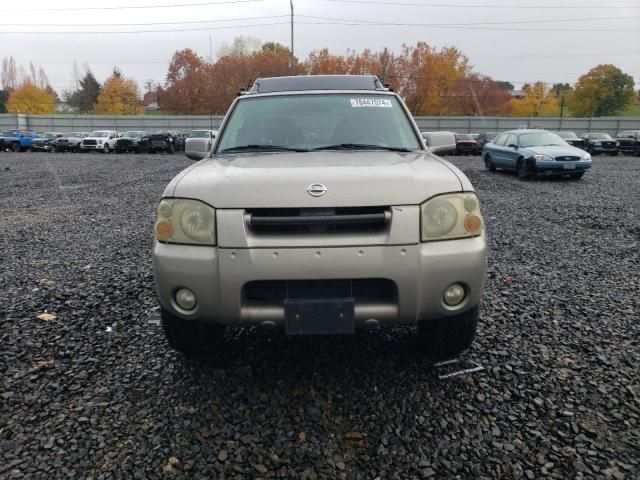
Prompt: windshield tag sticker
<box><xmin>350</xmin><ymin>98</ymin><xmax>392</xmax><ymax>108</ymax></box>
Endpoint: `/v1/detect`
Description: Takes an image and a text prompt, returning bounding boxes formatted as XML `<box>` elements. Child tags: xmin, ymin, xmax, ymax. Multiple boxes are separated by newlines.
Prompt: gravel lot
<box><xmin>1</xmin><ymin>152</ymin><xmax>638</xmax><ymax>480</ymax></box>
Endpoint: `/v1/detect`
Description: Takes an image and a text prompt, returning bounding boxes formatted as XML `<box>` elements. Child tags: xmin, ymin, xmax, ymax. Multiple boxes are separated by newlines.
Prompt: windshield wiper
<box><xmin>220</xmin><ymin>144</ymin><xmax>309</xmax><ymax>153</ymax></box>
<box><xmin>312</xmin><ymin>143</ymin><xmax>412</xmax><ymax>152</ymax></box>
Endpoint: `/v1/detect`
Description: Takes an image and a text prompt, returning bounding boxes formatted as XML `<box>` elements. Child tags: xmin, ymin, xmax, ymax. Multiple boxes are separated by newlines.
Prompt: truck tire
<box><xmin>168</xmin><ymin>143</ymin><xmax>176</xmax><ymax>154</ymax></box>
<box><xmin>161</xmin><ymin>307</ymin><xmax>226</xmax><ymax>357</ymax></box>
<box><xmin>11</xmin><ymin>142</ymin><xmax>20</xmax><ymax>152</ymax></box>
<box><xmin>417</xmin><ymin>305</ymin><xmax>478</xmax><ymax>361</ymax></box>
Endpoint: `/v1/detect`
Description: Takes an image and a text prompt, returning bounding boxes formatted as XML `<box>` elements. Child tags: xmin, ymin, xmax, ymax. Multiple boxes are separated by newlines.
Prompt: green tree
<box><xmin>0</xmin><ymin>89</ymin><xmax>8</xmax><ymax>113</ymax></box>
<box><xmin>261</xmin><ymin>42</ymin><xmax>291</xmax><ymax>57</ymax></box>
<box><xmin>496</xmin><ymin>81</ymin><xmax>514</xmax><ymax>91</ymax></box>
<box><xmin>567</xmin><ymin>64</ymin><xmax>635</xmax><ymax>117</ymax></box>
<box><xmin>66</xmin><ymin>71</ymin><xmax>101</xmax><ymax>112</ymax></box>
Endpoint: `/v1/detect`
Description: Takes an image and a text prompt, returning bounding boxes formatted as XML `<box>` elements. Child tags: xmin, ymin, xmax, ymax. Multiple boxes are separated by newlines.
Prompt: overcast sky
<box><xmin>1</xmin><ymin>0</ymin><xmax>639</xmax><ymax>96</ymax></box>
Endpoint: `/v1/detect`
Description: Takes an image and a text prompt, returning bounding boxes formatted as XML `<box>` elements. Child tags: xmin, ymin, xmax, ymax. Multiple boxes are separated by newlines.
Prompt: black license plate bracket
<box><xmin>285</xmin><ymin>298</ymin><xmax>355</xmax><ymax>335</ymax></box>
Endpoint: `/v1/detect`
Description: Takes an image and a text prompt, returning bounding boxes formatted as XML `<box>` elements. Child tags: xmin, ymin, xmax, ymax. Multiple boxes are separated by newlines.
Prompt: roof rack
<box><xmin>246</xmin><ymin>75</ymin><xmax>388</xmax><ymax>94</ymax></box>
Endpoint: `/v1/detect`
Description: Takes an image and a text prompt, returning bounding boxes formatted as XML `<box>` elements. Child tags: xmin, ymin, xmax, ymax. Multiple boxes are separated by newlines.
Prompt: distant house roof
<box><xmin>55</xmin><ymin>102</ymin><xmax>76</xmax><ymax>113</ymax></box>
<box><xmin>145</xmin><ymin>102</ymin><xmax>160</xmax><ymax>111</ymax></box>
<box><xmin>510</xmin><ymin>90</ymin><xmax>524</xmax><ymax>99</ymax></box>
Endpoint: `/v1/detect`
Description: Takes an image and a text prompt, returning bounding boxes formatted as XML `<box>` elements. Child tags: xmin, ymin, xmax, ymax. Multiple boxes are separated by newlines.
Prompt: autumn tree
<box><xmin>66</xmin><ymin>71</ymin><xmax>101</xmax><ymax>112</ymax></box>
<box><xmin>209</xmin><ymin>46</ymin><xmax>293</xmax><ymax>114</ymax></box>
<box><xmin>306</xmin><ymin>49</ymin><xmax>349</xmax><ymax>75</ymax></box>
<box><xmin>6</xmin><ymin>81</ymin><xmax>55</xmax><ymax>114</ymax></box>
<box><xmin>94</xmin><ymin>73</ymin><xmax>142</xmax><ymax>114</ymax></box>
<box><xmin>449</xmin><ymin>74</ymin><xmax>511</xmax><ymax>116</ymax></box>
<box><xmin>509</xmin><ymin>82</ymin><xmax>557</xmax><ymax>117</ymax></box>
<box><xmin>161</xmin><ymin>49</ymin><xmax>212</xmax><ymax>114</ymax></box>
<box><xmin>567</xmin><ymin>64</ymin><xmax>635</xmax><ymax>117</ymax></box>
<box><xmin>392</xmin><ymin>43</ymin><xmax>470</xmax><ymax>115</ymax></box>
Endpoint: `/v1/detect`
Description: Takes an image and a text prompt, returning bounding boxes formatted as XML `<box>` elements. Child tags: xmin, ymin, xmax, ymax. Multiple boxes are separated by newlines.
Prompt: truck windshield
<box><xmin>89</xmin><ymin>131</ymin><xmax>109</xmax><ymax>138</ymax></box>
<box><xmin>217</xmin><ymin>94</ymin><xmax>421</xmax><ymax>153</ymax></box>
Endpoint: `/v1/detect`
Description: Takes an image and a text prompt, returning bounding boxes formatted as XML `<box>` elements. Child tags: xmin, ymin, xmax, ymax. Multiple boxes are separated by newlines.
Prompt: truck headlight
<box><xmin>154</xmin><ymin>198</ymin><xmax>216</xmax><ymax>245</ymax></box>
<box><xmin>533</xmin><ymin>154</ymin><xmax>553</xmax><ymax>161</ymax></box>
<box><xmin>420</xmin><ymin>193</ymin><xmax>483</xmax><ymax>242</ymax></box>
<box><xmin>583</xmin><ymin>153</ymin><xmax>591</xmax><ymax>160</ymax></box>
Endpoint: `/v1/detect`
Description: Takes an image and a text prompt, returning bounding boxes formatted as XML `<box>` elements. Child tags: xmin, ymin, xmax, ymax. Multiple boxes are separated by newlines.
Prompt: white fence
<box><xmin>1</xmin><ymin>113</ymin><xmax>638</xmax><ymax>136</ymax></box>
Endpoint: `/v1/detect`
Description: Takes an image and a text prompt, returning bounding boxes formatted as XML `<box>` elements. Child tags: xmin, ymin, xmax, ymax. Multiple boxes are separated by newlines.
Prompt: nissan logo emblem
<box><xmin>306</xmin><ymin>183</ymin><xmax>327</xmax><ymax>197</ymax></box>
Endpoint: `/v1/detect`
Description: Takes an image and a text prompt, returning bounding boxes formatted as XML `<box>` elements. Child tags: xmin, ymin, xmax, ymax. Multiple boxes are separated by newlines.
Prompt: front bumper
<box><xmin>81</xmin><ymin>144</ymin><xmax>104</xmax><ymax>150</ymax></box>
<box><xmin>531</xmin><ymin>158</ymin><xmax>592</xmax><ymax>175</ymax></box>
<box><xmin>153</xmin><ymin>236</ymin><xmax>488</xmax><ymax>328</ymax></box>
<box><xmin>590</xmin><ymin>146</ymin><xmax>618</xmax><ymax>154</ymax></box>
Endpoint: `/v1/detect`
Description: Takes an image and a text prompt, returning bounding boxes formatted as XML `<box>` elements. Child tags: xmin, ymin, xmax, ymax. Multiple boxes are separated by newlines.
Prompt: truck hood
<box><xmin>169</xmin><ymin>151</ymin><xmax>466</xmax><ymax>208</ymax></box>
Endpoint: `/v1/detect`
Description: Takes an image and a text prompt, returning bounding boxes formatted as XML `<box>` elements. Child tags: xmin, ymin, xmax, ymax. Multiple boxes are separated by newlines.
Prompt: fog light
<box><xmin>443</xmin><ymin>283</ymin><xmax>466</xmax><ymax>306</ymax></box>
<box><xmin>175</xmin><ymin>288</ymin><xmax>197</xmax><ymax>310</ymax></box>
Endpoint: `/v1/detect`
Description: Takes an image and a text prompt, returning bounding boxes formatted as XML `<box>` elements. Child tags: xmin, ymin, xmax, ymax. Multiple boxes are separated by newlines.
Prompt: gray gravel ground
<box><xmin>1</xmin><ymin>152</ymin><xmax>639</xmax><ymax>480</ymax></box>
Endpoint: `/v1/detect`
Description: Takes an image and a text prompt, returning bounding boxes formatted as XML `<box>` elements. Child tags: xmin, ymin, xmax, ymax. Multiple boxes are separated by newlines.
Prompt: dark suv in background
<box><xmin>580</xmin><ymin>132</ymin><xmax>618</xmax><ymax>155</ymax></box>
<box><xmin>616</xmin><ymin>130</ymin><xmax>640</xmax><ymax>156</ymax></box>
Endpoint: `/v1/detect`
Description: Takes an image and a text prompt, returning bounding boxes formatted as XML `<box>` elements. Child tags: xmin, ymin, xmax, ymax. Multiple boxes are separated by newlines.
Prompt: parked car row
<box><xmin>0</xmin><ymin>129</ymin><xmax>190</xmax><ymax>154</ymax></box>
<box><xmin>419</xmin><ymin>129</ymin><xmax>640</xmax><ymax>157</ymax></box>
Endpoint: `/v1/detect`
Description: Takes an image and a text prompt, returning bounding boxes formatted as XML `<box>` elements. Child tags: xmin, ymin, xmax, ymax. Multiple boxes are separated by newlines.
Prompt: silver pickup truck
<box><xmin>153</xmin><ymin>75</ymin><xmax>487</xmax><ymax>361</ymax></box>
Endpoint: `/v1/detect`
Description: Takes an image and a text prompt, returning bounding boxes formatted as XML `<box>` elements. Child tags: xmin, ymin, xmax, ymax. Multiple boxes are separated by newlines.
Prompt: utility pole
<box><xmin>559</xmin><ymin>95</ymin><xmax>565</xmax><ymax>118</ymax></box>
<box><xmin>209</xmin><ymin>33</ymin><xmax>213</xmax><ymax>129</ymax></box>
<box><xmin>290</xmin><ymin>0</ymin><xmax>295</xmax><ymax>76</ymax></box>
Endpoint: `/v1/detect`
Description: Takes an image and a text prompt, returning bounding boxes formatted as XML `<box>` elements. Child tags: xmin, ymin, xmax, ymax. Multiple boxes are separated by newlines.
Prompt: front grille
<box><xmin>246</xmin><ymin>207</ymin><xmax>391</xmax><ymax>234</ymax></box>
<box><xmin>556</xmin><ymin>156</ymin><xmax>581</xmax><ymax>161</ymax></box>
<box><xmin>117</xmin><ymin>139</ymin><xmax>133</xmax><ymax>147</ymax></box>
<box><xmin>83</xmin><ymin>139</ymin><xmax>97</xmax><ymax>146</ymax></box>
<box><xmin>243</xmin><ymin>279</ymin><xmax>397</xmax><ymax>303</ymax></box>
<box><xmin>601</xmin><ymin>141</ymin><xmax>616</xmax><ymax>148</ymax></box>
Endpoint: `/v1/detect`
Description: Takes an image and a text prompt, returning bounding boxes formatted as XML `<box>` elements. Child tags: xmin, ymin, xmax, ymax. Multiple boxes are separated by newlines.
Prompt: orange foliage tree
<box><xmin>448</xmin><ymin>74</ymin><xmax>512</xmax><ymax>116</ymax></box>
<box><xmin>161</xmin><ymin>49</ymin><xmax>212</xmax><ymax>114</ymax></box>
<box><xmin>6</xmin><ymin>81</ymin><xmax>55</xmax><ymax>114</ymax></box>
<box><xmin>509</xmin><ymin>82</ymin><xmax>558</xmax><ymax>117</ymax></box>
<box><xmin>163</xmin><ymin>44</ymin><xmax>295</xmax><ymax>115</ymax></box>
<box><xmin>159</xmin><ymin>40</ymin><xmax>514</xmax><ymax>116</ymax></box>
<box><xmin>94</xmin><ymin>72</ymin><xmax>142</xmax><ymax>114</ymax></box>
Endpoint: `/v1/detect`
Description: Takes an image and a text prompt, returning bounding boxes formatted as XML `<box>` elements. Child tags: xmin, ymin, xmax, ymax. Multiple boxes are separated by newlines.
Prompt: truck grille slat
<box><xmin>246</xmin><ymin>207</ymin><xmax>390</xmax><ymax>234</ymax></box>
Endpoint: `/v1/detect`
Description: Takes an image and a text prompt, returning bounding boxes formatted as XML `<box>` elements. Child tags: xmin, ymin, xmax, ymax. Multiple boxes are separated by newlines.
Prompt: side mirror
<box><xmin>185</xmin><ymin>150</ymin><xmax>207</xmax><ymax>161</ymax></box>
<box><xmin>508</xmin><ymin>144</ymin><xmax>518</xmax><ymax>149</ymax></box>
